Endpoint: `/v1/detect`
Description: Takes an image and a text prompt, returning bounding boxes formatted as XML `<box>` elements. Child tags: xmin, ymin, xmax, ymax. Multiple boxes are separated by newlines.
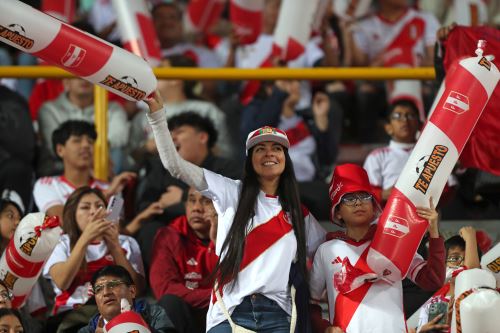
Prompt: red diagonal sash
<box><xmin>384</xmin><ymin>16</ymin><xmax>425</xmax><ymax>67</ymax></box>
<box><xmin>333</xmin><ymin>246</ymin><xmax>373</xmax><ymax>330</ymax></box>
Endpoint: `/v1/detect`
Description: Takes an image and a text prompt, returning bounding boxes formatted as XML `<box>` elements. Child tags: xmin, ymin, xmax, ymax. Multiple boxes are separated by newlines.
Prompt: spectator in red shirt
<box><xmin>150</xmin><ymin>187</ymin><xmax>218</xmax><ymax>333</ymax></box>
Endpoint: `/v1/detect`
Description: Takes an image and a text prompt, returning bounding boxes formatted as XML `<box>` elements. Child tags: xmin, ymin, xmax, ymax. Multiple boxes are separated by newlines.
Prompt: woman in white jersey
<box><xmin>145</xmin><ymin>91</ymin><xmax>325</xmax><ymax>333</ymax></box>
<box><xmin>43</xmin><ymin>187</ymin><xmax>145</xmax><ymax>331</ymax></box>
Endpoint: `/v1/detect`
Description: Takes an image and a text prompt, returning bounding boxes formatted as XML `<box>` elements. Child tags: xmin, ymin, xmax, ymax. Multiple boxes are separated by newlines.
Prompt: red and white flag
<box><xmin>112</xmin><ymin>0</ymin><xmax>162</xmax><ymax>66</ymax></box>
<box><xmin>273</xmin><ymin>0</ymin><xmax>319</xmax><ymax>62</ymax></box>
<box><xmin>185</xmin><ymin>0</ymin><xmax>226</xmax><ymax>33</ymax></box>
<box><xmin>230</xmin><ymin>0</ymin><xmax>264</xmax><ymax>45</ymax></box>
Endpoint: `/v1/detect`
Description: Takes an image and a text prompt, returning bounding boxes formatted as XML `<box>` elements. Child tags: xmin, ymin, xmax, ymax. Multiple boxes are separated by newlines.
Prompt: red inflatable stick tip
<box><xmin>34</xmin><ymin>215</ymin><xmax>61</xmax><ymax>236</ymax></box>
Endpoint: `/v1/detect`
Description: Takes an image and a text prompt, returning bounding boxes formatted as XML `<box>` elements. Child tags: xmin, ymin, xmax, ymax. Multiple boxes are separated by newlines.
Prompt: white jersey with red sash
<box><xmin>42</xmin><ymin>234</ymin><xmax>144</xmax><ymax>314</ymax></box>
<box><xmin>201</xmin><ymin>169</ymin><xmax>325</xmax><ymax>331</ymax></box>
<box><xmin>33</xmin><ymin>176</ymin><xmax>109</xmax><ymax>213</ymax></box>
<box><xmin>310</xmin><ymin>230</ymin><xmax>426</xmax><ymax>333</ymax></box>
<box><xmin>353</xmin><ymin>8</ymin><xmax>439</xmax><ymax>66</ymax></box>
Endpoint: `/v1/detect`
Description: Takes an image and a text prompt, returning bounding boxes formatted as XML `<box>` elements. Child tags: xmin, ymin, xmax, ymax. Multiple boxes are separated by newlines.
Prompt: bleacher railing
<box><xmin>0</xmin><ymin>66</ymin><xmax>436</xmax><ymax>180</ymax></box>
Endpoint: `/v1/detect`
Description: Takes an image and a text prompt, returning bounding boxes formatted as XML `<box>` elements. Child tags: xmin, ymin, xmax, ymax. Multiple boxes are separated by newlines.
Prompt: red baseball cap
<box><xmin>329</xmin><ymin>163</ymin><xmax>381</xmax><ymax>226</ymax></box>
<box><xmin>245</xmin><ymin>126</ymin><xmax>290</xmax><ymax>153</ymax></box>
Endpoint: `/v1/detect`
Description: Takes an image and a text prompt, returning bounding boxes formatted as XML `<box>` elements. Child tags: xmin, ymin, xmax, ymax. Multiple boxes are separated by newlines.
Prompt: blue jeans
<box><xmin>208</xmin><ymin>294</ymin><xmax>291</xmax><ymax>333</ymax></box>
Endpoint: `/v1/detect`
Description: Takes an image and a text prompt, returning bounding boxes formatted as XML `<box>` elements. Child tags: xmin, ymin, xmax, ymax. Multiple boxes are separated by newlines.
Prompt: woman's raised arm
<box><xmin>144</xmin><ymin>91</ymin><xmax>207</xmax><ymax>191</ymax></box>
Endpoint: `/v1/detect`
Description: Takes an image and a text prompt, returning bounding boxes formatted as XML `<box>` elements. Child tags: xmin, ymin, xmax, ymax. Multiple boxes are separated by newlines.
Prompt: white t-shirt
<box><xmin>33</xmin><ymin>176</ymin><xmax>109</xmax><ymax>213</ymax></box>
<box><xmin>201</xmin><ymin>169</ymin><xmax>326</xmax><ymax>331</ymax></box>
<box><xmin>42</xmin><ymin>234</ymin><xmax>144</xmax><ymax>314</ymax></box>
<box><xmin>353</xmin><ymin>8</ymin><xmax>439</xmax><ymax>66</ymax></box>
<box><xmin>161</xmin><ymin>42</ymin><xmax>222</xmax><ymax>68</ymax></box>
<box><xmin>364</xmin><ymin>140</ymin><xmax>415</xmax><ymax>191</ymax></box>
<box><xmin>310</xmin><ymin>236</ymin><xmax>426</xmax><ymax>333</ymax></box>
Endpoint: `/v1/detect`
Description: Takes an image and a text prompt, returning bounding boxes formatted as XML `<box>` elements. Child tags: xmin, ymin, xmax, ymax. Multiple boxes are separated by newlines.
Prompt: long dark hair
<box><xmin>63</xmin><ymin>186</ymin><xmax>107</xmax><ymax>249</ymax></box>
<box><xmin>214</xmin><ymin>147</ymin><xmax>308</xmax><ymax>288</ymax></box>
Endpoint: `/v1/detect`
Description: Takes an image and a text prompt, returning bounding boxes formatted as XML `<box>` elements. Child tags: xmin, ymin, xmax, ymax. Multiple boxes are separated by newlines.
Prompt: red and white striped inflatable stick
<box><xmin>230</xmin><ymin>0</ymin><xmax>264</xmax><ymax>45</ymax></box>
<box><xmin>273</xmin><ymin>0</ymin><xmax>320</xmax><ymax>62</ymax></box>
<box><xmin>112</xmin><ymin>0</ymin><xmax>162</xmax><ymax>66</ymax></box>
<box><xmin>185</xmin><ymin>0</ymin><xmax>226</xmax><ymax>34</ymax></box>
<box><xmin>104</xmin><ymin>308</ymin><xmax>152</xmax><ymax>333</ymax></box>
<box><xmin>0</xmin><ymin>213</ymin><xmax>61</xmax><ymax>308</ymax></box>
<box><xmin>367</xmin><ymin>40</ymin><xmax>500</xmax><ymax>283</ymax></box>
<box><xmin>0</xmin><ymin>0</ymin><xmax>157</xmax><ymax>101</ymax></box>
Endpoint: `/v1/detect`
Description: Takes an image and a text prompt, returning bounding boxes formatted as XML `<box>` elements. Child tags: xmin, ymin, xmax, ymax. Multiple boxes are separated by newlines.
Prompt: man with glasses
<box><xmin>78</xmin><ymin>265</ymin><xmax>176</xmax><ymax>333</ymax></box>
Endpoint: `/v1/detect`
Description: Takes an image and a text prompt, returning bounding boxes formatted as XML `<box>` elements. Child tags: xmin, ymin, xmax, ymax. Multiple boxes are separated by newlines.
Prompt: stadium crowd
<box><xmin>0</xmin><ymin>0</ymin><xmax>499</xmax><ymax>332</ymax></box>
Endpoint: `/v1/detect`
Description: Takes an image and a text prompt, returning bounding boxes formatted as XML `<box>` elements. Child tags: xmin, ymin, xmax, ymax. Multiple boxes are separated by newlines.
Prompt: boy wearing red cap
<box><xmin>310</xmin><ymin>164</ymin><xmax>446</xmax><ymax>333</ymax></box>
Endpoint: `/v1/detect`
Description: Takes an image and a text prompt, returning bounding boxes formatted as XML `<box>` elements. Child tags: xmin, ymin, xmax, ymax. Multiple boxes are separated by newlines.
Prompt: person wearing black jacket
<box><xmin>135</xmin><ymin>112</ymin><xmax>241</xmax><ymax>269</ymax></box>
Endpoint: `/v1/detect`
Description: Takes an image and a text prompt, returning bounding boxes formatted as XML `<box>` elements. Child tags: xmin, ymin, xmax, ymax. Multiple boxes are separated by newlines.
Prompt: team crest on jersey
<box><xmin>0</xmin><ymin>23</ymin><xmax>34</xmax><ymax>49</ymax></box>
<box><xmin>443</xmin><ymin>91</ymin><xmax>469</xmax><ymax>115</ymax></box>
<box><xmin>413</xmin><ymin>145</ymin><xmax>448</xmax><ymax>194</ymax></box>
<box><xmin>383</xmin><ymin>215</ymin><xmax>409</xmax><ymax>238</ymax></box>
<box><xmin>19</xmin><ymin>232</ymin><xmax>38</xmax><ymax>256</ymax></box>
<box><xmin>486</xmin><ymin>256</ymin><xmax>500</xmax><ymax>273</ymax></box>
<box><xmin>61</xmin><ymin>44</ymin><xmax>87</xmax><ymax>68</ymax></box>
<box><xmin>100</xmin><ymin>75</ymin><xmax>146</xmax><ymax>100</ymax></box>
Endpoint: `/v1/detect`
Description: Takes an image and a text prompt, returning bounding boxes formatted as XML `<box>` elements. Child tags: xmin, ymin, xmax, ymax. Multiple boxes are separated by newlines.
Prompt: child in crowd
<box><xmin>310</xmin><ymin>164</ymin><xmax>446</xmax><ymax>333</ymax></box>
<box><xmin>43</xmin><ymin>187</ymin><xmax>144</xmax><ymax>332</ymax></box>
<box><xmin>415</xmin><ymin>227</ymin><xmax>481</xmax><ymax>332</ymax></box>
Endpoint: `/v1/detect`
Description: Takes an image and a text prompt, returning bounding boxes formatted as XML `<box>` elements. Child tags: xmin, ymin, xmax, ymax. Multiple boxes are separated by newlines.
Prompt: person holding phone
<box><xmin>43</xmin><ymin>186</ymin><xmax>145</xmax><ymax>332</ymax></box>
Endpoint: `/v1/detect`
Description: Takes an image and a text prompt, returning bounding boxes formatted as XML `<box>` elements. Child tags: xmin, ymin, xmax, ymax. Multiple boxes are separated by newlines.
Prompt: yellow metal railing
<box><xmin>0</xmin><ymin>66</ymin><xmax>436</xmax><ymax>80</ymax></box>
<box><xmin>0</xmin><ymin>66</ymin><xmax>436</xmax><ymax>180</ymax></box>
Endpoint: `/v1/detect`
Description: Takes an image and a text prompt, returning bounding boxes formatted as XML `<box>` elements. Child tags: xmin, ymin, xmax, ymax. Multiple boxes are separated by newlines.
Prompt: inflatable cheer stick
<box><xmin>0</xmin><ymin>0</ymin><xmax>157</xmax><ymax>101</ymax></box>
<box><xmin>104</xmin><ymin>299</ymin><xmax>151</xmax><ymax>333</ymax></box>
<box><xmin>0</xmin><ymin>213</ymin><xmax>61</xmax><ymax>308</ymax></box>
<box><xmin>273</xmin><ymin>0</ymin><xmax>319</xmax><ymax>62</ymax></box>
<box><xmin>367</xmin><ymin>41</ymin><xmax>500</xmax><ymax>283</ymax></box>
<box><xmin>112</xmin><ymin>0</ymin><xmax>162</xmax><ymax>66</ymax></box>
<box><xmin>230</xmin><ymin>0</ymin><xmax>264</xmax><ymax>45</ymax></box>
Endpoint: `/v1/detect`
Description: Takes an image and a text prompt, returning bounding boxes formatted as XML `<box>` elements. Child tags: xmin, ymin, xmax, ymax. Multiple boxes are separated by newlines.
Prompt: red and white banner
<box><xmin>273</xmin><ymin>0</ymin><xmax>319</xmax><ymax>62</ymax></box>
<box><xmin>367</xmin><ymin>41</ymin><xmax>500</xmax><ymax>283</ymax></box>
<box><xmin>41</xmin><ymin>0</ymin><xmax>76</xmax><ymax>23</ymax></box>
<box><xmin>0</xmin><ymin>0</ymin><xmax>157</xmax><ymax>101</ymax></box>
<box><xmin>185</xmin><ymin>0</ymin><xmax>226</xmax><ymax>33</ymax></box>
<box><xmin>0</xmin><ymin>213</ymin><xmax>61</xmax><ymax>308</ymax></box>
<box><xmin>112</xmin><ymin>0</ymin><xmax>162</xmax><ymax>66</ymax></box>
<box><xmin>230</xmin><ymin>0</ymin><xmax>264</xmax><ymax>45</ymax></box>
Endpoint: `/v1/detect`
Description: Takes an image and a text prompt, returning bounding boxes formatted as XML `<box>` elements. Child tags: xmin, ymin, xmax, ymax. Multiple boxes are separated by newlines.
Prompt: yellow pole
<box><xmin>0</xmin><ymin>66</ymin><xmax>436</xmax><ymax>80</ymax></box>
<box><xmin>93</xmin><ymin>85</ymin><xmax>109</xmax><ymax>181</ymax></box>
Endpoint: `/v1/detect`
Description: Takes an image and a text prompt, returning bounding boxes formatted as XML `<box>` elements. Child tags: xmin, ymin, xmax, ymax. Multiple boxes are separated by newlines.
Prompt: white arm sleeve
<box><xmin>146</xmin><ymin>109</ymin><xmax>207</xmax><ymax>191</ymax></box>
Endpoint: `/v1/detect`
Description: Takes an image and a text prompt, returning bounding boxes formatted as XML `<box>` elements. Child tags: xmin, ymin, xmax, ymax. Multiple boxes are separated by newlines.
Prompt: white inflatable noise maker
<box><xmin>185</xmin><ymin>0</ymin><xmax>226</xmax><ymax>34</ymax></box>
<box><xmin>451</xmin><ymin>269</ymin><xmax>500</xmax><ymax>333</ymax></box>
<box><xmin>104</xmin><ymin>298</ymin><xmax>151</xmax><ymax>333</ymax></box>
<box><xmin>273</xmin><ymin>0</ymin><xmax>320</xmax><ymax>62</ymax></box>
<box><xmin>230</xmin><ymin>0</ymin><xmax>264</xmax><ymax>45</ymax></box>
<box><xmin>0</xmin><ymin>0</ymin><xmax>157</xmax><ymax>101</ymax></box>
<box><xmin>366</xmin><ymin>40</ymin><xmax>500</xmax><ymax>283</ymax></box>
<box><xmin>112</xmin><ymin>0</ymin><xmax>162</xmax><ymax>66</ymax></box>
<box><xmin>0</xmin><ymin>213</ymin><xmax>61</xmax><ymax>308</ymax></box>
<box><xmin>481</xmin><ymin>242</ymin><xmax>500</xmax><ymax>287</ymax></box>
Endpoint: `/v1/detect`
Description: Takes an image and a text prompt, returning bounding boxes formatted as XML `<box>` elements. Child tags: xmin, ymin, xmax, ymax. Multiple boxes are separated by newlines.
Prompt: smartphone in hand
<box><xmin>428</xmin><ymin>301</ymin><xmax>448</xmax><ymax>325</ymax></box>
<box><xmin>107</xmin><ymin>195</ymin><xmax>124</xmax><ymax>223</ymax></box>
